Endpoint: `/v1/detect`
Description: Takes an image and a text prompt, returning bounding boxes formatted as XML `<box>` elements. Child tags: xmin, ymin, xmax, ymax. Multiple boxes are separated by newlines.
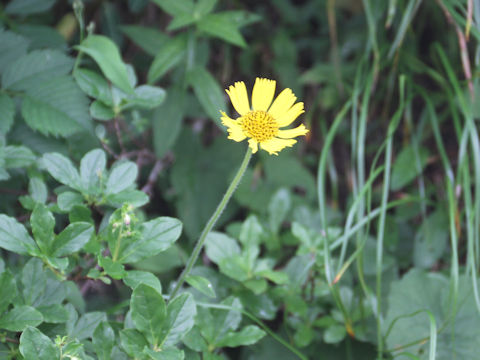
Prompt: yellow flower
<box><xmin>221</xmin><ymin>78</ymin><xmax>309</xmax><ymax>155</ymax></box>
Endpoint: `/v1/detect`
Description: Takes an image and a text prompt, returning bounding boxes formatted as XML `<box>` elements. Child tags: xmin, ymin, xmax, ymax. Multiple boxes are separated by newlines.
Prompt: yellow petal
<box><xmin>276</xmin><ymin>102</ymin><xmax>305</xmax><ymax>127</ymax></box>
<box><xmin>220</xmin><ymin>111</ymin><xmax>246</xmax><ymax>142</ymax></box>
<box><xmin>277</xmin><ymin>124</ymin><xmax>309</xmax><ymax>139</ymax></box>
<box><xmin>252</xmin><ymin>78</ymin><xmax>276</xmax><ymax>111</ymax></box>
<box><xmin>260</xmin><ymin>138</ymin><xmax>296</xmax><ymax>155</ymax></box>
<box><xmin>268</xmin><ymin>88</ymin><xmax>297</xmax><ymax>120</ymax></box>
<box><xmin>225</xmin><ymin>81</ymin><xmax>250</xmax><ymax>116</ymax></box>
<box><xmin>248</xmin><ymin>139</ymin><xmax>258</xmax><ymax>153</ymax></box>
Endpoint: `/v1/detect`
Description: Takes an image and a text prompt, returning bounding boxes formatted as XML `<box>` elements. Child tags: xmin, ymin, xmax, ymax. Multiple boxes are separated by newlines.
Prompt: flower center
<box><xmin>241</xmin><ymin>110</ymin><xmax>279</xmax><ymax>142</ymax></box>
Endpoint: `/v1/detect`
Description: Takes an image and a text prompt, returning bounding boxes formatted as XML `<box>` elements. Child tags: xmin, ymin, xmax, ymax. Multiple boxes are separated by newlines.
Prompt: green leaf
<box><xmin>205</xmin><ymin>232</ymin><xmax>240</xmax><ymax>264</ymax></box>
<box><xmin>197</xmin><ymin>13</ymin><xmax>247</xmax><ymax>47</ymax></box>
<box><xmin>239</xmin><ymin>215</ymin><xmax>263</xmax><ymax>248</ymax></box>
<box><xmin>98</xmin><ymin>256</ymin><xmax>126</xmax><ymax>279</ymax></box>
<box><xmin>16</xmin><ymin>24</ymin><xmax>66</xmax><ymax>50</ymax></box>
<box><xmin>414</xmin><ymin>209</ymin><xmax>448</xmax><ymax>268</ymax></box>
<box><xmin>391</xmin><ymin>145</ymin><xmax>429</xmax><ymax>190</ymax></box>
<box><xmin>195</xmin><ymin>0</ymin><xmax>218</xmax><ymax>17</ymax></box>
<box><xmin>185</xmin><ymin>275</ymin><xmax>216</xmax><ymax>298</ymax></box>
<box><xmin>76</xmin><ymin>35</ymin><xmax>134</xmax><ymax>94</ymax></box>
<box><xmin>161</xmin><ymin>293</ymin><xmax>197</xmax><ymax>346</ymax></box>
<box><xmin>36</xmin><ymin>304</ymin><xmax>69</xmax><ymax>323</ymax></box>
<box><xmin>2</xmin><ymin>50</ymin><xmax>73</xmax><ymax>91</ymax></box>
<box><xmin>29</xmin><ymin>177</ymin><xmax>47</xmax><ymax>204</ymax></box>
<box><xmin>104</xmin><ymin>190</ymin><xmax>150</xmax><ymax>208</ymax></box>
<box><xmin>187</xmin><ymin>67</ymin><xmax>225</xmax><ymax>129</ymax></box>
<box><xmin>5</xmin><ymin>0</ymin><xmax>55</xmax><ymax>15</ymax></box>
<box><xmin>0</xmin><ymin>29</ymin><xmax>29</xmax><ymax>73</ymax></box>
<box><xmin>268</xmin><ymin>188</ymin><xmax>291</xmax><ymax>234</ymax></box>
<box><xmin>218</xmin><ymin>255</ymin><xmax>250</xmax><ymax>282</ymax></box>
<box><xmin>42</xmin><ymin>153</ymin><xmax>82</xmax><ymax>190</ymax></box>
<box><xmin>93</xmin><ymin>322</ymin><xmax>115</xmax><ymax>360</ymax></box>
<box><xmin>19</xmin><ymin>326</ymin><xmax>58</xmax><ymax>360</ymax></box>
<box><xmin>118</xmin><ymin>217</ymin><xmax>182</xmax><ymax>263</ymax></box>
<box><xmin>90</xmin><ymin>101</ymin><xmax>115</xmax><ymax>120</ymax></box>
<box><xmin>80</xmin><ymin>148</ymin><xmax>107</xmax><ymax>192</ymax></box>
<box><xmin>0</xmin><ymin>271</ymin><xmax>16</xmax><ymax>314</ymax></box>
<box><xmin>121</xmin><ymin>26</ymin><xmax>168</xmax><ymax>57</ymax></box>
<box><xmin>57</xmin><ymin>191</ymin><xmax>84</xmax><ymax>212</ymax></box>
<box><xmin>143</xmin><ymin>347</ymin><xmax>184</xmax><ymax>360</ymax></box>
<box><xmin>0</xmin><ymin>94</ymin><xmax>15</xmax><ymax>134</ymax></box>
<box><xmin>22</xmin><ymin>76</ymin><xmax>93</xmax><ymax>137</ymax></box>
<box><xmin>73</xmin><ymin>68</ymin><xmax>113</xmax><ymax>105</ymax></box>
<box><xmin>31</xmin><ymin>204</ymin><xmax>55</xmax><ymax>254</ymax></box>
<box><xmin>131</xmin><ymin>284</ymin><xmax>166</xmax><ymax>346</ymax></box>
<box><xmin>69</xmin><ymin>312</ymin><xmax>107</xmax><ymax>341</ymax></box>
<box><xmin>51</xmin><ymin>222</ymin><xmax>93</xmax><ymax>257</ymax></box>
<box><xmin>153</xmin><ymin>86</ymin><xmax>184</xmax><ymax>158</ymax></box>
<box><xmin>207</xmin><ymin>297</ymin><xmax>242</xmax><ymax>344</ymax></box>
<box><xmin>106</xmin><ymin>161</ymin><xmax>138</xmax><ymax>194</ymax></box>
<box><xmin>126</xmin><ymin>85</ymin><xmax>166</xmax><ymax>110</ymax></box>
<box><xmin>151</xmin><ymin>0</ymin><xmax>194</xmax><ymax>17</ymax></box>
<box><xmin>323</xmin><ymin>324</ymin><xmax>346</xmax><ymax>344</ymax></box>
<box><xmin>21</xmin><ymin>258</ymin><xmax>46</xmax><ymax>306</ymax></box>
<box><xmin>0</xmin><ymin>305</ymin><xmax>43</xmax><ymax>331</ymax></box>
<box><xmin>4</xmin><ymin>145</ymin><xmax>35</xmax><ymax>168</ymax></box>
<box><xmin>0</xmin><ymin>214</ymin><xmax>37</xmax><ymax>255</ymax></box>
<box><xmin>124</xmin><ymin>270</ymin><xmax>162</xmax><ymax>293</ymax></box>
<box><xmin>147</xmin><ymin>35</ymin><xmax>187</xmax><ymax>84</ymax></box>
<box><xmin>120</xmin><ymin>329</ymin><xmax>148</xmax><ymax>357</ymax></box>
<box><xmin>216</xmin><ymin>325</ymin><xmax>265</xmax><ymax>347</ymax></box>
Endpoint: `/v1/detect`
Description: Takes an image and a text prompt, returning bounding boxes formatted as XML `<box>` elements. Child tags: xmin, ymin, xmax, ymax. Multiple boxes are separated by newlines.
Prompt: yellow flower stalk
<box><xmin>221</xmin><ymin>78</ymin><xmax>309</xmax><ymax>155</ymax></box>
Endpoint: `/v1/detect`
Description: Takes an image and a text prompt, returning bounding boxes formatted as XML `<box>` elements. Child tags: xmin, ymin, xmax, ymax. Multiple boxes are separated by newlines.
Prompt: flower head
<box><xmin>221</xmin><ymin>78</ymin><xmax>308</xmax><ymax>155</ymax></box>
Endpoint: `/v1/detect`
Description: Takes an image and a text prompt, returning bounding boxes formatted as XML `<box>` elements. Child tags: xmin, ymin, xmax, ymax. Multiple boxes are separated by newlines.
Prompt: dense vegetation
<box><xmin>0</xmin><ymin>0</ymin><xmax>479</xmax><ymax>359</ymax></box>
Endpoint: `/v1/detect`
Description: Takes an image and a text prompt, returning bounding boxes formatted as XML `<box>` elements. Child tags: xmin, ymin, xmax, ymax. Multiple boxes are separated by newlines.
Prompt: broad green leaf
<box><xmin>391</xmin><ymin>145</ymin><xmax>429</xmax><ymax>190</ymax></box>
<box><xmin>120</xmin><ymin>329</ymin><xmax>148</xmax><ymax>357</ymax></box>
<box><xmin>0</xmin><ymin>214</ymin><xmax>37</xmax><ymax>255</ymax></box>
<box><xmin>31</xmin><ymin>274</ymin><xmax>67</xmax><ymax>307</ymax></box>
<box><xmin>131</xmin><ymin>284</ymin><xmax>166</xmax><ymax>346</ymax></box>
<box><xmin>69</xmin><ymin>312</ymin><xmax>107</xmax><ymax>340</ymax></box>
<box><xmin>98</xmin><ymin>256</ymin><xmax>126</xmax><ymax>279</ymax></box>
<box><xmin>121</xmin><ymin>25</ymin><xmax>168</xmax><ymax>57</ymax></box>
<box><xmin>4</xmin><ymin>145</ymin><xmax>35</xmax><ymax>168</ymax></box>
<box><xmin>414</xmin><ymin>209</ymin><xmax>448</xmax><ymax>269</ymax></box>
<box><xmin>22</xmin><ymin>76</ymin><xmax>93</xmax><ymax>137</ymax></box>
<box><xmin>2</xmin><ymin>50</ymin><xmax>73</xmax><ymax>91</ymax></box>
<box><xmin>76</xmin><ymin>35</ymin><xmax>134</xmax><ymax>94</ymax></box>
<box><xmin>124</xmin><ymin>270</ymin><xmax>162</xmax><ymax>293</ymax></box>
<box><xmin>218</xmin><ymin>255</ymin><xmax>250</xmax><ymax>282</ymax></box>
<box><xmin>151</xmin><ymin>0</ymin><xmax>194</xmax><ymax>17</ymax></box>
<box><xmin>29</xmin><ymin>177</ymin><xmax>47</xmax><ymax>204</ymax></box>
<box><xmin>16</xmin><ymin>24</ymin><xmax>66</xmax><ymax>50</ymax></box>
<box><xmin>105</xmin><ymin>190</ymin><xmax>149</xmax><ymax>208</ymax></box>
<box><xmin>5</xmin><ymin>0</ymin><xmax>55</xmax><ymax>15</ymax></box>
<box><xmin>36</xmin><ymin>304</ymin><xmax>69</xmax><ymax>323</ymax></box>
<box><xmin>42</xmin><ymin>153</ymin><xmax>82</xmax><ymax>190</ymax></box>
<box><xmin>143</xmin><ymin>347</ymin><xmax>184</xmax><ymax>360</ymax></box>
<box><xmin>0</xmin><ymin>94</ymin><xmax>15</xmax><ymax>134</ymax></box>
<box><xmin>147</xmin><ymin>35</ymin><xmax>187</xmax><ymax>84</ymax></box>
<box><xmin>161</xmin><ymin>293</ymin><xmax>197</xmax><ymax>346</ymax></box>
<box><xmin>31</xmin><ymin>204</ymin><xmax>55</xmax><ymax>254</ymax></box>
<box><xmin>255</xmin><ymin>269</ymin><xmax>289</xmax><ymax>285</ymax></box>
<box><xmin>0</xmin><ymin>29</ymin><xmax>29</xmax><ymax>73</ymax></box>
<box><xmin>80</xmin><ymin>148</ymin><xmax>107</xmax><ymax>192</ymax></box>
<box><xmin>22</xmin><ymin>258</ymin><xmax>47</xmax><ymax>305</ymax></box>
<box><xmin>117</xmin><ymin>217</ymin><xmax>182</xmax><ymax>263</ymax></box>
<box><xmin>57</xmin><ymin>191</ymin><xmax>84</xmax><ymax>212</ymax></box>
<box><xmin>268</xmin><ymin>188</ymin><xmax>291</xmax><ymax>234</ymax></box>
<box><xmin>0</xmin><ymin>271</ymin><xmax>16</xmax><ymax>314</ymax></box>
<box><xmin>106</xmin><ymin>161</ymin><xmax>138</xmax><ymax>194</ymax></box>
<box><xmin>51</xmin><ymin>222</ymin><xmax>93</xmax><ymax>257</ymax></box>
<box><xmin>208</xmin><ymin>297</ymin><xmax>242</xmax><ymax>343</ymax></box>
<box><xmin>19</xmin><ymin>326</ymin><xmax>58</xmax><ymax>360</ymax></box>
<box><xmin>185</xmin><ymin>275</ymin><xmax>216</xmax><ymax>298</ymax></box>
<box><xmin>197</xmin><ymin>13</ymin><xmax>247</xmax><ymax>47</ymax></box>
<box><xmin>126</xmin><ymin>85</ymin><xmax>166</xmax><ymax>110</ymax></box>
<box><xmin>93</xmin><ymin>322</ymin><xmax>115</xmax><ymax>360</ymax></box>
<box><xmin>73</xmin><ymin>68</ymin><xmax>113</xmax><ymax>105</ymax></box>
<box><xmin>239</xmin><ymin>215</ymin><xmax>263</xmax><ymax>248</ymax></box>
<box><xmin>205</xmin><ymin>232</ymin><xmax>240</xmax><ymax>264</ymax></box>
<box><xmin>195</xmin><ymin>0</ymin><xmax>218</xmax><ymax>17</ymax></box>
<box><xmin>0</xmin><ymin>305</ymin><xmax>43</xmax><ymax>331</ymax></box>
<box><xmin>187</xmin><ymin>67</ymin><xmax>225</xmax><ymax>128</ymax></box>
<box><xmin>90</xmin><ymin>100</ymin><xmax>115</xmax><ymax>120</ymax></box>
<box><xmin>183</xmin><ymin>327</ymin><xmax>208</xmax><ymax>352</ymax></box>
<box><xmin>153</xmin><ymin>86</ymin><xmax>184</xmax><ymax>157</ymax></box>
<box><xmin>216</xmin><ymin>325</ymin><xmax>265</xmax><ymax>347</ymax></box>
<box><xmin>323</xmin><ymin>324</ymin><xmax>346</xmax><ymax>344</ymax></box>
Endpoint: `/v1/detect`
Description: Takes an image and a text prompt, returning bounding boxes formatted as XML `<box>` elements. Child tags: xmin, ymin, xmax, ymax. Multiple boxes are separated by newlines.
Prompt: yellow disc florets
<box><xmin>240</xmin><ymin>110</ymin><xmax>279</xmax><ymax>142</ymax></box>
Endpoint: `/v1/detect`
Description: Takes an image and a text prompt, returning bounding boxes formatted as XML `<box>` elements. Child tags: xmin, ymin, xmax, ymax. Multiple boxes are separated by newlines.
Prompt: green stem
<box><xmin>170</xmin><ymin>147</ymin><xmax>252</xmax><ymax>299</ymax></box>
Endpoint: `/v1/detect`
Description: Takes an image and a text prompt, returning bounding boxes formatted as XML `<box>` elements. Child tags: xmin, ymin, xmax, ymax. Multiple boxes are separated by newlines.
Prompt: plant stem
<box><xmin>170</xmin><ymin>147</ymin><xmax>252</xmax><ymax>299</ymax></box>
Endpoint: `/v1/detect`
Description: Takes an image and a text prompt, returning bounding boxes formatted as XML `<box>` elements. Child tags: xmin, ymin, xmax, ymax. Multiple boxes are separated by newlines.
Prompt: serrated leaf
<box><xmin>76</xmin><ymin>35</ymin><xmax>134</xmax><ymax>94</ymax></box>
<box><xmin>197</xmin><ymin>13</ymin><xmax>247</xmax><ymax>47</ymax></box>
<box><xmin>131</xmin><ymin>284</ymin><xmax>166</xmax><ymax>346</ymax></box>
<box><xmin>5</xmin><ymin>0</ymin><xmax>55</xmax><ymax>15</ymax></box>
<box><xmin>0</xmin><ymin>94</ymin><xmax>15</xmax><ymax>134</ymax></box>
<box><xmin>42</xmin><ymin>153</ymin><xmax>82</xmax><ymax>190</ymax></box>
<box><xmin>2</xmin><ymin>50</ymin><xmax>74</xmax><ymax>91</ymax></box>
<box><xmin>216</xmin><ymin>325</ymin><xmax>266</xmax><ymax>347</ymax></box>
<box><xmin>117</xmin><ymin>217</ymin><xmax>182</xmax><ymax>263</ymax></box>
<box><xmin>51</xmin><ymin>222</ymin><xmax>93</xmax><ymax>257</ymax></box>
<box><xmin>187</xmin><ymin>66</ymin><xmax>225</xmax><ymax>129</ymax></box>
<box><xmin>93</xmin><ymin>322</ymin><xmax>115</xmax><ymax>360</ymax></box>
<box><xmin>161</xmin><ymin>293</ymin><xmax>196</xmax><ymax>346</ymax></box>
<box><xmin>31</xmin><ymin>204</ymin><xmax>55</xmax><ymax>255</ymax></box>
<box><xmin>0</xmin><ymin>305</ymin><xmax>43</xmax><ymax>331</ymax></box>
<box><xmin>19</xmin><ymin>326</ymin><xmax>58</xmax><ymax>360</ymax></box>
<box><xmin>185</xmin><ymin>275</ymin><xmax>216</xmax><ymax>298</ymax></box>
<box><xmin>106</xmin><ymin>161</ymin><xmax>138</xmax><ymax>194</ymax></box>
<box><xmin>0</xmin><ymin>214</ymin><xmax>37</xmax><ymax>255</ymax></box>
<box><xmin>22</xmin><ymin>76</ymin><xmax>93</xmax><ymax>137</ymax></box>
<box><xmin>80</xmin><ymin>148</ymin><xmax>107</xmax><ymax>192</ymax></box>
<box><xmin>124</xmin><ymin>270</ymin><xmax>162</xmax><ymax>293</ymax></box>
<box><xmin>0</xmin><ymin>29</ymin><xmax>29</xmax><ymax>73</ymax></box>
<box><xmin>4</xmin><ymin>145</ymin><xmax>35</xmax><ymax>168</ymax></box>
<box><xmin>121</xmin><ymin>26</ymin><xmax>168</xmax><ymax>57</ymax></box>
<box><xmin>148</xmin><ymin>35</ymin><xmax>187</xmax><ymax>84</ymax></box>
